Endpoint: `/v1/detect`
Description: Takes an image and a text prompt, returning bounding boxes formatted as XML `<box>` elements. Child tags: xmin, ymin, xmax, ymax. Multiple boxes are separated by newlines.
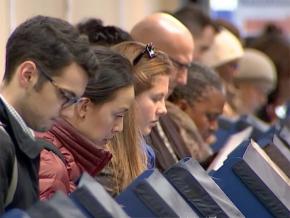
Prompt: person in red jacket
<box><xmin>37</xmin><ymin>47</ymin><xmax>135</xmax><ymax>199</ymax></box>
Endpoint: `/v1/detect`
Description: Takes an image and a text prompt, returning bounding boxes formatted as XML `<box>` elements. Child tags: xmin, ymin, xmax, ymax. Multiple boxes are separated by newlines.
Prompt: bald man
<box><xmin>131</xmin><ymin>13</ymin><xmax>195</xmax><ymax>171</ymax></box>
<box><xmin>131</xmin><ymin>13</ymin><xmax>194</xmax><ymax>93</ymax></box>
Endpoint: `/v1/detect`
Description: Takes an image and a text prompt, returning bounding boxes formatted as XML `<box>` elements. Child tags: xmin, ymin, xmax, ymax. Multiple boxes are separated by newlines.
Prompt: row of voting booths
<box><xmin>1</xmin><ymin>114</ymin><xmax>290</xmax><ymax>218</ymax></box>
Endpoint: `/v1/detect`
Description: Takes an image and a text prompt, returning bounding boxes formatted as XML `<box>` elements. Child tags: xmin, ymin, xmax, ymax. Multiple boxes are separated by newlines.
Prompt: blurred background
<box><xmin>1</xmin><ymin>0</ymin><xmax>290</xmax><ymax>79</ymax></box>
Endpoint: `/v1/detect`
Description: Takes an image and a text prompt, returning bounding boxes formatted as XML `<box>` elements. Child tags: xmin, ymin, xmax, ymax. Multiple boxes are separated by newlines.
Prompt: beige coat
<box><xmin>166</xmin><ymin>101</ymin><xmax>213</xmax><ymax>163</ymax></box>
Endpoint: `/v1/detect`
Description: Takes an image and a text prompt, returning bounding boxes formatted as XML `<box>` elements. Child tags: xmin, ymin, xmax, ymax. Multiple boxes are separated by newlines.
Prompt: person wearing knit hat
<box><xmin>200</xmin><ymin>28</ymin><xmax>244</xmax><ymax>83</ymax></box>
<box><xmin>200</xmin><ymin>28</ymin><xmax>244</xmax><ymax>118</ymax></box>
<box><xmin>234</xmin><ymin>48</ymin><xmax>277</xmax><ymax>115</ymax></box>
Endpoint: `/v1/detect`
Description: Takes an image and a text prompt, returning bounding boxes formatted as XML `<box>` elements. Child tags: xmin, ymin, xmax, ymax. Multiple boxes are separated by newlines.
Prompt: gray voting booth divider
<box><xmin>70</xmin><ymin>173</ymin><xmax>129</xmax><ymax>218</ymax></box>
<box><xmin>164</xmin><ymin>158</ymin><xmax>245</xmax><ymax>218</ymax></box>
<box><xmin>27</xmin><ymin>192</ymin><xmax>86</xmax><ymax>218</ymax></box>
<box><xmin>0</xmin><ymin>209</ymin><xmax>31</xmax><ymax>218</ymax></box>
<box><xmin>116</xmin><ymin>169</ymin><xmax>199</xmax><ymax>218</ymax></box>
<box><xmin>279</xmin><ymin>125</ymin><xmax>290</xmax><ymax>150</ymax></box>
<box><xmin>258</xmin><ymin>133</ymin><xmax>290</xmax><ymax>178</ymax></box>
<box><xmin>232</xmin><ymin>140</ymin><xmax>290</xmax><ymax>217</ymax></box>
<box><xmin>4</xmin><ymin>174</ymin><xmax>129</xmax><ymax>218</ymax></box>
<box><xmin>212</xmin><ymin>139</ymin><xmax>290</xmax><ymax>217</ymax></box>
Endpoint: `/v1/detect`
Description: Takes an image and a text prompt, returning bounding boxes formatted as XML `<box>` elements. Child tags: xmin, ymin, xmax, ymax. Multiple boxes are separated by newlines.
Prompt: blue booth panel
<box><xmin>212</xmin><ymin>115</ymin><xmax>270</xmax><ymax>153</ymax></box>
<box><xmin>258</xmin><ymin>133</ymin><xmax>290</xmax><ymax>178</ymax></box>
<box><xmin>235</xmin><ymin>115</ymin><xmax>270</xmax><ymax>141</ymax></box>
<box><xmin>164</xmin><ymin>158</ymin><xmax>245</xmax><ymax>218</ymax></box>
<box><xmin>278</xmin><ymin>125</ymin><xmax>290</xmax><ymax>149</ymax></box>
<box><xmin>0</xmin><ymin>209</ymin><xmax>30</xmax><ymax>218</ymax></box>
<box><xmin>212</xmin><ymin>116</ymin><xmax>237</xmax><ymax>153</ymax></box>
<box><xmin>70</xmin><ymin>173</ymin><xmax>129</xmax><ymax>218</ymax></box>
<box><xmin>116</xmin><ymin>169</ymin><xmax>199</xmax><ymax>218</ymax></box>
<box><xmin>27</xmin><ymin>192</ymin><xmax>86</xmax><ymax>218</ymax></box>
<box><xmin>211</xmin><ymin>140</ymin><xmax>290</xmax><ymax>218</ymax></box>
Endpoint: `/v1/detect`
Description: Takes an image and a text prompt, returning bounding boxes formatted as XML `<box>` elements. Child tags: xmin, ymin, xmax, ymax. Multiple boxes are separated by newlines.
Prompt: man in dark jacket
<box><xmin>0</xmin><ymin>15</ymin><xmax>98</xmax><ymax>214</ymax></box>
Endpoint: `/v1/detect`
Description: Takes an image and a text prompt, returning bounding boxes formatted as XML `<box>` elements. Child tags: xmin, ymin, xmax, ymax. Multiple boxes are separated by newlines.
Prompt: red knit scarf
<box><xmin>49</xmin><ymin>119</ymin><xmax>112</xmax><ymax>176</ymax></box>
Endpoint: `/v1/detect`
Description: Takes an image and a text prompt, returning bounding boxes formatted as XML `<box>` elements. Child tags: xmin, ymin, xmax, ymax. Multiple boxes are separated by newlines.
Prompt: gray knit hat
<box><xmin>235</xmin><ymin>48</ymin><xmax>277</xmax><ymax>92</ymax></box>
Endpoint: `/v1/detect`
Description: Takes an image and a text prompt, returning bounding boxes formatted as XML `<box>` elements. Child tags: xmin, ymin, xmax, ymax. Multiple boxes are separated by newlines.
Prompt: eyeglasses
<box><xmin>35</xmin><ymin>63</ymin><xmax>80</xmax><ymax>107</ymax></box>
<box><xmin>133</xmin><ymin>42</ymin><xmax>156</xmax><ymax>66</ymax></box>
<box><xmin>170</xmin><ymin>57</ymin><xmax>192</xmax><ymax>71</ymax></box>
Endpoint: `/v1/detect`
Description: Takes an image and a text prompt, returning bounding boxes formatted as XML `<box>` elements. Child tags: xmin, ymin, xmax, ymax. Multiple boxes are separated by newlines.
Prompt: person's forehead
<box><xmin>148</xmin><ymin>25</ymin><xmax>194</xmax><ymax>62</ymax></box>
<box><xmin>201</xmin><ymin>26</ymin><xmax>216</xmax><ymax>41</ymax></box>
<box><xmin>241</xmin><ymin>81</ymin><xmax>272</xmax><ymax>93</ymax></box>
<box><xmin>150</xmin><ymin>74</ymin><xmax>169</xmax><ymax>87</ymax></box>
<box><xmin>52</xmin><ymin>62</ymin><xmax>88</xmax><ymax>96</ymax></box>
<box><xmin>108</xmin><ymin>86</ymin><xmax>135</xmax><ymax>107</ymax></box>
<box><xmin>132</xmin><ymin>20</ymin><xmax>194</xmax><ymax>64</ymax></box>
<box><xmin>173</xmin><ymin>32</ymin><xmax>194</xmax><ymax>55</ymax></box>
<box><xmin>167</xmin><ymin>42</ymin><xmax>194</xmax><ymax>64</ymax></box>
<box><xmin>194</xmin><ymin>88</ymin><xmax>225</xmax><ymax>109</ymax></box>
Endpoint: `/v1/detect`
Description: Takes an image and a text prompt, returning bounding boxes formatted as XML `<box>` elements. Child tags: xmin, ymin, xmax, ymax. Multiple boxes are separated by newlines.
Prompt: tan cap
<box><xmin>201</xmin><ymin>28</ymin><xmax>243</xmax><ymax>68</ymax></box>
<box><xmin>235</xmin><ymin>48</ymin><xmax>277</xmax><ymax>91</ymax></box>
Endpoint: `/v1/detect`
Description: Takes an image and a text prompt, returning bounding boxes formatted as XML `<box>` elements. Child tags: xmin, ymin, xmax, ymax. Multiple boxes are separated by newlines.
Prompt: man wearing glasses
<box><xmin>131</xmin><ymin>12</ymin><xmax>194</xmax><ymax>95</ymax></box>
<box><xmin>0</xmin><ymin>16</ymin><xmax>98</xmax><ymax>213</ymax></box>
<box><xmin>131</xmin><ymin>13</ymin><xmax>195</xmax><ymax>171</ymax></box>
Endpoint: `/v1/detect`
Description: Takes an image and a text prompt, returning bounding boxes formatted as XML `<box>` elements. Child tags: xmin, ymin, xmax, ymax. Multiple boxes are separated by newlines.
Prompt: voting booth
<box><xmin>278</xmin><ymin>124</ymin><xmax>290</xmax><ymax>149</ymax></box>
<box><xmin>258</xmin><ymin>132</ymin><xmax>290</xmax><ymax>178</ymax></box>
<box><xmin>211</xmin><ymin>140</ymin><xmax>290</xmax><ymax>217</ymax></box>
<box><xmin>27</xmin><ymin>192</ymin><xmax>86</xmax><ymax>218</ymax></box>
<box><xmin>164</xmin><ymin>158</ymin><xmax>245</xmax><ymax>218</ymax></box>
<box><xmin>116</xmin><ymin>169</ymin><xmax>199</xmax><ymax>218</ymax></box>
<box><xmin>212</xmin><ymin>115</ymin><xmax>270</xmax><ymax>153</ymax></box>
<box><xmin>1</xmin><ymin>174</ymin><xmax>129</xmax><ymax>218</ymax></box>
<box><xmin>0</xmin><ymin>209</ymin><xmax>31</xmax><ymax>218</ymax></box>
<box><xmin>234</xmin><ymin>115</ymin><xmax>270</xmax><ymax>140</ymax></box>
<box><xmin>70</xmin><ymin>173</ymin><xmax>129</xmax><ymax>218</ymax></box>
<box><xmin>212</xmin><ymin>115</ymin><xmax>237</xmax><ymax>153</ymax></box>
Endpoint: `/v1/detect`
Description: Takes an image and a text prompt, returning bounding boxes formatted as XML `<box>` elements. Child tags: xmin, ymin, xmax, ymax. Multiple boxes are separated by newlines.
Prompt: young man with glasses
<box><xmin>35</xmin><ymin>63</ymin><xmax>81</xmax><ymax>108</ymax></box>
<box><xmin>0</xmin><ymin>15</ymin><xmax>98</xmax><ymax>213</ymax></box>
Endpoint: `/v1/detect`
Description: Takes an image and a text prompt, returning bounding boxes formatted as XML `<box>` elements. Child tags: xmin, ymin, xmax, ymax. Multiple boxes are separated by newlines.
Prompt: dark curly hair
<box><xmin>169</xmin><ymin>62</ymin><xmax>224</xmax><ymax>105</ymax></box>
<box><xmin>77</xmin><ymin>18</ymin><xmax>133</xmax><ymax>46</ymax></box>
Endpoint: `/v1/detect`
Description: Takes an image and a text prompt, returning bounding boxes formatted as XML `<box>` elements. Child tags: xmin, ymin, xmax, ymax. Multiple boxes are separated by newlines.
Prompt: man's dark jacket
<box><xmin>147</xmin><ymin>114</ymin><xmax>191</xmax><ymax>172</ymax></box>
<box><xmin>0</xmin><ymin>98</ymin><xmax>41</xmax><ymax>214</ymax></box>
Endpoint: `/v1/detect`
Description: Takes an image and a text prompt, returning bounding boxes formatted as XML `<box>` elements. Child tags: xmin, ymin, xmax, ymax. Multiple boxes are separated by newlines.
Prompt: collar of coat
<box><xmin>0</xmin><ymin>98</ymin><xmax>41</xmax><ymax>159</ymax></box>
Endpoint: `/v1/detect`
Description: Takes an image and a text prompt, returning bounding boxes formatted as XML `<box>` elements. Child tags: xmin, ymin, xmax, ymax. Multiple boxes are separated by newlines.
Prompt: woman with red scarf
<box><xmin>36</xmin><ymin>47</ymin><xmax>135</xmax><ymax>199</ymax></box>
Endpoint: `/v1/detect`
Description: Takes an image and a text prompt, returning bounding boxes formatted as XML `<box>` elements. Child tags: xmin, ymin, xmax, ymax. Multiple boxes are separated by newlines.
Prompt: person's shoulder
<box><xmin>39</xmin><ymin>149</ymin><xmax>66</xmax><ymax>175</ymax></box>
<box><xmin>0</xmin><ymin>127</ymin><xmax>14</xmax><ymax>152</ymax></box>
<box><xmin>0</xmin><ymin>127</ymin><xmax>15</xmax><ymax>170</ymax></box>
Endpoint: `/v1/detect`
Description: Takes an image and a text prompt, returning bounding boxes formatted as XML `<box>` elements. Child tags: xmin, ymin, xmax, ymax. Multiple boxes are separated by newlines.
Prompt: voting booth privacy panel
<box><xmin>212</xmin><ymin>115</ymin><xmax>270</xmax><ymax>153</ymax></box>
<box><xmin>278</xmin><ymin>124</ymin><xmax>290</xmax><ymax>150</ymax></box>
<box><xmin>71</xmin><ymin>173</ymin><xmax>129</xmax><ymax>218</ymax></box>
<box><xmin>211</xmin><ymin>140</ymin><xmax>290</xmax><ymax>218</ymax></box>
<box><xmin>164</xmin><ymin>158</ymin><xmax>245</xmax><ymax>218</ymax></box>
<box><xmin>0</xmin><ymin>209</ymin><xmax>30</xmax><ymax>218</ymax></box>
<box><xmin>116</xmin><ymin>169</ymin><xmax>199</xmax><ymax>218</ymax></box>
<box><xmin>1</xmin><ymin>173</ymin><xmax>129</xmax><ymax>218</ymax></box>
<box><xmin>2</xmin><ymin>120</ymin><xmax>290</xmax><ymax>218</ymax></box>
<box><xmin>258</xmin><ymin>132</ymin><xmax>290</xmax><ymax>178</ymax></box>
<box><xmin>27</xmin><ymin>192</ymin><xmax>86</xmax><ymax>218</ymax></box>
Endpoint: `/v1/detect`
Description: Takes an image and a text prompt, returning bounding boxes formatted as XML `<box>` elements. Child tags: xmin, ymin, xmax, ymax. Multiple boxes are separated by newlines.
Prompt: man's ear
<box><xmin>175</xmin><ymin>99</ymin><xmax>190</xmax><ymax>112</ymax></box>
<box><xmin>17</xmin><ymin>61</ymin><xmax>38</xmax><ymax>88</ymax></box>
<box><xmin>75</xmin><ymin>97</ymin><xmax>91</xmax><ymax>119</ymax></box>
